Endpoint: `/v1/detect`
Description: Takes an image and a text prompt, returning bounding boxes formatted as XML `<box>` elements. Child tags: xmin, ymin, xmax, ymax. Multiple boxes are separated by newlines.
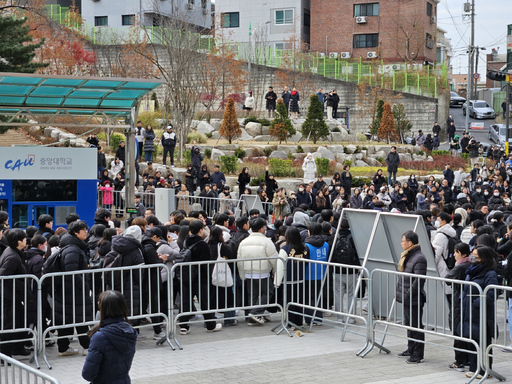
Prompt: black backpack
<box><xmin>42</xmin><ymin>245</ymin><xmax>71</xmax><ymax>274</ymax></box>
<box><xmin>103</xmin><ymin>251</ymin><xmax>123</xmax><ymax>269</ymax></box>
<box><xmin>331</xmin><ymin>234</ymin><xmax>359</xmax><ymax>265</ymax></box>
<box><xmin>175</xmin><ymin>240</ymin><xmax>200</xmax><ymax>264</ymax></box>
<box><xmin>441</xmin><ymin>232</ymin><xmax>458</xmax><ymax>269</ymax></box>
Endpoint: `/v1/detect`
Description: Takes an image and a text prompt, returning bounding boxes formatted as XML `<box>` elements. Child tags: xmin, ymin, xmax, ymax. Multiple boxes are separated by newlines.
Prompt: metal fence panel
<box><xmin>0</xmin><ymin>352</ymin><xmax>61</xmax><ymax>384</ymax></box>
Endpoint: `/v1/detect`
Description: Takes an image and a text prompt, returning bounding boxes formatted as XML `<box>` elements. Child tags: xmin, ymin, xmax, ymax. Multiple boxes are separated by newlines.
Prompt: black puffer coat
<box><xmin>0</xmin><ymin>246</ymin><xmax>28</xmax><ymax>329</ymax></box>
<box><xmin>53</xmin><ymin>234</ymin><xmax>93</xmax><ymax>325</ymax></box>
<box><xmin>395</xmin><ymin>245</ymin><xmax>427</xmax><ymax>305</ymax></box>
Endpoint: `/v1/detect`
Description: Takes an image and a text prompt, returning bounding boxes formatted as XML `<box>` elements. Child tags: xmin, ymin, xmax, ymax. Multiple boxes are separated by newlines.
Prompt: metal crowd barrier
<box><xmin>38</xmin><ymin>264</ymin><xmax>173</xmax><ymax>369</ymax></box>
<box><xmin>281</xmin><ymin>258</ymin><xmax>370</xmax><ymax>350</ymax></box>
<box><xmin>361</xmin><ymin>269</ymin><xmax>486</xmax><ymax>382</ymax></box>
<box><xmin>169</xmin><ymin>256</ymin><xmax>288</xmax><ymax>349</ymax></box>
<box><xmin>0</xmin><ymin>275</ymin><xmax>40</xmax><ymax>369</ymax></box>
<box><xmin>0</xmin><ymin>352</ymin><xmax>60</xmax><ymax>384</ymax></box>
<box><xmin>481</xmin><ymin>284</ymin><xmax>511</xmax><ymax>382</ymax></box>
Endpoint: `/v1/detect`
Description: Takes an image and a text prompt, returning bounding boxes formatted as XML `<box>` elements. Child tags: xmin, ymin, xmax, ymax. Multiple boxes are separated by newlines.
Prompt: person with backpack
<box><xmin>331</xmin><ymin>219</ymin><xmax>360</xmax><ymax>323</ymax></box>
<box><xmin>51</xmin><ymin>220</ymin><xmax>92</xmax><ymax>357</ymax></box>
<box><xmin>105</xmin><ymin>225</ymin><xmax>146</xmax><ymax>340</ymax></box>
<box><xmin>431</xmin><ymin>212</ymin><xmax>457</xmax><ymax>283</ymax></box>
<box><xmin>178</xmin><ymin>220</ymin><xmax>223</xmax><ymax>334</ymax></box>
<box><xmin>0</xmin><ymin>229</ymin><xmax>31</xmax><ymax>358</ymax></box>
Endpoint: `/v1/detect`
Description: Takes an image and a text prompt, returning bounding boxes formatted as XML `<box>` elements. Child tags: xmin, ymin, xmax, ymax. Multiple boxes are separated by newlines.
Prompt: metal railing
<box><xmin>0</xmin><ymin>275</ymin><xmax>40</xmax><ymax>368</ymax></box>
<box><xmin>0</xmin><ymin>353</ymin><xmax>61</xmax><ymax>384</ymax></box>
<box><xmin>169</xmin><ymin>256</ymin><xmax>288</xmax><ymax>349</ymax></box>
<box><xmin>38</xmin><ymin>264</ymin><xmax>174</xmax><ymax>368</ymax></box>
<box><xmin>360</xmin><ymin>269</ymin><xmax>485</xmax><ymax>382</ymax></box>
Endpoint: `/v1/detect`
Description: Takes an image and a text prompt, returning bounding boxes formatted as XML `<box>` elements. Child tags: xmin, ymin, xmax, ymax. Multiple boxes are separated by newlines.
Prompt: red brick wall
<box><xmin>310</xmin><ymin>0</ymin><xmax>437</xmax><ymax>62</ymax></box>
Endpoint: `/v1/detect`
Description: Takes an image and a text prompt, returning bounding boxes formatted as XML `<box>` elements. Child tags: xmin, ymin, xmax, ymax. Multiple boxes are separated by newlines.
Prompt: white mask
<box><xmin>476</xmin><ymin>189</ymin><xmax>481</xmax><ymax>193</ymax></box>
<box><xmin>494</xmin><ymin>192</ymin><xmax>500</xmax><ymax>196</ymax></box>
<box><xmin>411</xmin><ymin>176</ymin><xmax>415</xmax><ymax>179</ymax></box>
<box><xmin>434</xmin><ymin>220</ymin><xmax>440</xmax><ymax>229</ymax></box>
<box><xmin>299</xmin><ymin>188</ymin><xmax>304</xmax><ymax>192</ymax></box>
<box><xmin>484</xmin><ymin>191</ymin><xmax>489</xmax><ymax>196</ymax></box>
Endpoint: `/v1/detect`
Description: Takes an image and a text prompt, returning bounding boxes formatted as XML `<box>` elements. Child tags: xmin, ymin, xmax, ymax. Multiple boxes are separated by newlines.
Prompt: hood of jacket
<box><xmin>111</xmin><ymin>235</ymin><xmax>143</xmax><ymax>254</ymax></box>
<box><xmin>305</xmin><ymin>234</ymin><xmax>326</xmax><ymax>248</ymax></box>
<box><xmin>60</xmin><ymin>233</ymin><xmax>87</xmax><ymax>250</ymax></box>
<box><xmin>100</xmin><ymin>317</ymin><xmax>137</xmax><ymax>353</ymax></box>
<box><xmin>437</xmin><ymin>223</ymin><xmax>457</xmax><ymax>237</ymax></box>
<box><xmin>292</xmin><ymin>211</ymin><xmax>310</xmax><ymax>228</ymax></box>
<box><xmin>24</xmin><ymin>247</ymin><xmax>45</xmax><ymax>262</ymax></box>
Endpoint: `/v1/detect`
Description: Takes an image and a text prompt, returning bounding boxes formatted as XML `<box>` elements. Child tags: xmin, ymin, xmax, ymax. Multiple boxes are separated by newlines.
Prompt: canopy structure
<box><xmin>0</xmin><ymin>72</ymin><xmax>164</xmax><ymax>128</ymax></box>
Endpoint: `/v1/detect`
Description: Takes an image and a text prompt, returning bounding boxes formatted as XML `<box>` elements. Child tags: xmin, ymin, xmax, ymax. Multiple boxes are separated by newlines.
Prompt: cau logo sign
<box><xmin>5</xmin><ymin>155</ymin><xmax>35</xmax><ymax>172</ymax></box>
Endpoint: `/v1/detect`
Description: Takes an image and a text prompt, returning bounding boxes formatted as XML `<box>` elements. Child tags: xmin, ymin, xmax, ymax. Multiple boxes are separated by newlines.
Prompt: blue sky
<box><xmin>437</xmin><ymin>0</ymin><xmax>510</xmax><ymax>74</ymax></box>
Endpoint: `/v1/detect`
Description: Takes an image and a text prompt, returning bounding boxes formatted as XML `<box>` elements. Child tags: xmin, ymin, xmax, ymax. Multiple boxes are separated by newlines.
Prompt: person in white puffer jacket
<box><xmin>431</xmin><ymin>212</ymin><xmax>457</xmax><ymax>294</ymax></box>
<box><xmin>237</xmin><ymin>218</ymin><xmax>280</xmax><ymax>325</ymax></box>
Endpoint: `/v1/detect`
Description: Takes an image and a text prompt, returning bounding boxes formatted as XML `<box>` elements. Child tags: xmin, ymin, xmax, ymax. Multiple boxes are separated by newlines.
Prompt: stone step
<box><xmin>0</xmin><ymin>129</ymin><xmax>40</xmax><ymax>147</ymax></box>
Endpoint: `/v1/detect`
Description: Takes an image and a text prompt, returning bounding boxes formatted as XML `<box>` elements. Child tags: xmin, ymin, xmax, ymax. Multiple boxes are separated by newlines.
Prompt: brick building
<box><xmin>310</xmin><ymin>0</ymin><xmax>438</xmax><ymax>63</ymax></box>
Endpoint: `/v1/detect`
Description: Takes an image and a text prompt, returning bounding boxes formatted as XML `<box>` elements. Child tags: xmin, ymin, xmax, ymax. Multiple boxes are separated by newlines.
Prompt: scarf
<box><xmin>291</xmin><ymin>90</ymin><xmax>297</xmax><ymax>96</ymax></box>
<box><xmin>455</xmin><ymin>256</ymin><xmax>470</xmax><ymax>265</ymax></box>
<box><xmin>398</xmin><ymin>244</ymin><xmax>420</xmax><ymax>272</ymax></box>
<box><xmin>465</xmin><ymin>262</ymin><xmax>486</xmax><ymax>278</ymax></box>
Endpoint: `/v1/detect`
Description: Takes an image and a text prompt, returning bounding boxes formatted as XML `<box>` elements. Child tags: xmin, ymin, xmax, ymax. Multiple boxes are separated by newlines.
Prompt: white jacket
<box><xmin>302</xmin><ymin>156</ymin><xmax>317</xmax><ymax>184</ymax></box>
<box><xmin>431</xmin><ymin>224</ymin><xmax>456</xmax><ymax>294</ymax></box>
<box><xmin>237</xmin><ymin>232</ymin><xmax>278</xmax><ymax>280</ymax></box>
<box><xmin>111</xmin><ymin>160</ymin><xmax>124</xmax><ymax>176</ymax></box>
<box><xmin>245</xmin><ymin>96</ymin><xmax>255</xmax><ymax>109</ymax></box>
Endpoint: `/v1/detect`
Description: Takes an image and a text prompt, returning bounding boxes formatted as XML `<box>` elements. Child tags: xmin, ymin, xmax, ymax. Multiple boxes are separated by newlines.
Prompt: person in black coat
<box><xmin>178</xmin><ymin>220</ymin><xmax>222</xmax><ymax>333</ymax></box>
<box><xmin>86</xmin><ymin>133</ymin><xmax>100</xmax><ymax>148</ymax></box>
<box><xmin>185</xmin><ymin>164</ymin><xmax>197</xmax><ymax>193</ymax></box>
<box><xmin>238</xmin><ymin>167</ymin><xmax>251</xmax><ymax>190</ymax></box>
<box><xmin>53</xmin><ymin>221</ymin><xmax>92</xmax><ymax>356</ymax></box>
<box><xmin>447</xmin><ymin>122</ymin><xmax>456</xmax><ymax>143</ymax></box>
<box><xmin>82</xmin><ymin>290</ymin><xmax>137</xmax><ymax>384</ymax></box>
<box><xmin>372</xmin><ymin>169</ymin><xmax>386</xmax><ymax>192</ymax></box>
<box><xmin>0</xmin><ymin>229</ymin><xmax>30</xmax><ymax>357</ymax></box>
<box><xmin>198</xmin><ymin>164</ymin><xmax>211</xmax><ymax>191</ymax></box>
<box><xmin>331</xmin><ymin>89</ymin><xmax>340</xmax><ymax>119</ymax></box>
<box><xmin>340</xmin><ymin>165</ymin><xmax>353</xmax><ymax>195</ymax></box>
<box><xmin>289</xmin><ymin>87</ymin><xmax>300</xmax><ymax>119</ymax></box>
<box><xmin>396</xmin><ymin>231</ymin><xmax>427</xmax><ymax>364</ymax></box>
<box><xmin>191</xmin><ymin>143</ymin><xmax>204</xmax><ymax>176</ymax></box>
<box><xmin>385</xmin><ymin>147</ymin><xmax>401</xmax><ymax>186</ymax></box>
<box><xmin>143</xmin><ymin>125</ymin><xmax>156</xmax><ymax>163</ymax></box>
<box><xmin>432</xmin><ymin>122</ymin><xmax>441</xmax><ymax>135</ymax></box>
<box><xmin>265</xmin><ymin>86</ymin><xmax>277</xmax><ymax>118</ymax></box>
<box><xmin>115</xmin><ymin>140</ymin><xmax>126</xmax><ymax>164</ymax></box>
<box><xmin>265</xmin><ymin>167</ymin><xmax>278</xmax><ymax>201</ymax></box>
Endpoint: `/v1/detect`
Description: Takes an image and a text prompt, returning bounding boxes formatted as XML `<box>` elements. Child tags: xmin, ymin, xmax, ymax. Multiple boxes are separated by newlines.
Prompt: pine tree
<box><xmin>0</xmin><ymin>16</ymin><xmax>47</xmax><ymax>73</ymax></box>
<box><xmin>270</xmin><ymin>99</ymin><xmax>296</xmax><ymax>144</ymax></box>
<box><xmin>392</xmin><ymin>103</ymin><xmax>413</xmax><ymax>143</ymax></box>
<box><xmin>371</xmin><ymin>100</ymin><xmax>385</xmax><ymax>135</ymax></box>
<box><xmin>378</xmin><ymin>102</ymin><xmax>399</xmax><ymax>143</ymax></box>
<box><xmin>301</xmin><ymin>94</ymin><xmax>329</xmax><ymax>144</ymax></box>
<box><xmin>219</xmin><ymin>98</ymin><xmax>241</xmax><ymax>144</ymax></box>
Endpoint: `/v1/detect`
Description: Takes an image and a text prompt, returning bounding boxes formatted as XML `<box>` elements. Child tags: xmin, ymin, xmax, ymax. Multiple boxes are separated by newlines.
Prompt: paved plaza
<box><xmin>25</xmin><ymin>313</ymin><xmax>512</xmax><ymax>384</ymax></box>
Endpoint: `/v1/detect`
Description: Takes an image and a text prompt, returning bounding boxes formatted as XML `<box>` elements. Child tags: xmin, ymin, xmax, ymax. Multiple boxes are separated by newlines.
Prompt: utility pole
<box><xmin>469</xmin><ymin>0</ymin><xmax>475</xmax><ymax>99</ymax></box>
<box><xmin>248</xmin><ymin>22</ymin><xmax>252</xmax><ymax>93</ymax></box>
<box><xmin>465</xmin><ymin>47</ymin><xmax>471</xmax><ymax>133</ymax></box>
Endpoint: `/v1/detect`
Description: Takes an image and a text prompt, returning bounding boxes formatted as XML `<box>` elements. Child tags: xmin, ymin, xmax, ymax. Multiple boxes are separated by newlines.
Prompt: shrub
<box><xmin>269</xmin><ymin>158</ymin><xmax>294</xmax><ymax>177</ymax></box>
<box><xmin>332</xmin><ymin>127</ymin><xmax>340</xmax><ymax>132</ymax></box>
<box><xmin>204</xmin><ymin>148</ymin><xmax>212</xmax><ymax>159</ymax></box>
<box><xmin>315</xmin><ymin>157</ymin><xmax>330</xmax><ymax>176</ymax></box>
<box><xmin>249</xmin><ymin>176</ymin><xmax>265</xmax><ymax>187</ymax></box>
<box><xmin>263</xmin><ymin>146</ymin><xmax>277</xmax><ymax>157</ymax></box>
<box><xmin>400</xmin><ymin>154</ymin><xmax>469</xmax><ymax>173</ymax></box>
<box><xmin>352</xmin><ymin>177</ymin><xmax>372</xmax><ymax>187</ymax></box>
<box><xmin>259</xmin><ymin>118</ymin><xmax>271</xmax><ymax>126</ymax></box>
<box><xmin>375</xmin><ymin>157</ymin><xmax>385</xmax><ymax>164</ymax></box>
<box><xmin>416</xmin><ymin>150</ymin><xmax>425</xmax><ymax>156</ymax></box>
<box><xmin>110</xmin><ymin>134</ymin><xmax>124</xmax><ymax>151</ymax></box>
<box><xmin>183</xmin><ymin>150</ymin><xmax>192</xmax><ymax>164</ymax></box>
<box><xmin>301</xmin><ymin>94</ymin><xmax>330</xmax><ymax>144</ymax></box>
<box><xmin>287</xmin><ymin>152</ymin><xmax>295</xmax><ymax>160</ymax></box>
<box><xmin>220</xmin><ymin>155</ymin><xmax>238</xmax><ymax>174</ymax></box>
<box><xmin>234</xmin><ymin>147</ymin><xmax>246</xmax><ymax>159</ymax></box>
<box><xmin>432</xmin><ymin>150</ymin><xmax>450</xmax><ymax>156</ymax></box>
<box><xmin>297</xmin><ymin>145</ymin><xmax>304</xmax><ymax>153</ymax></box>
<box><xmin>205</xmin><ymin>132</ymin><xmax>213</xmax><ymax>139</ymax></box>
<box><xmin>461</xmin><ymin>153</ymin><xmax>469</xmax><ymax>159</ymax></box>
<box><xmin>355</xmin><ymin>146</ymin><xmax>362</xmax><ymax>153</ymax></box>
<box><xmin>243</xmin><ymin>116</ymin><xmax>259</xmax><ymax>125</ymax></box>
<box><xmin>269</xmin><ymin>99</ymin><xmax>296</xmax><ymax>143</ymax></box>
<box><xmin>219</xmin><ymin>98</ymin><xmax>241</xmax><ymax>144</ymax></box>
<box><xmin>137</xmin><ymin>111</ymin><xmax>164</xmax><ymax>130</ymax></box>
<box><xmin>357</xmin><ymin>132</ymin><xmax>368</xmax><ymax>141</ymax></box>
<box><xmin>344</xmin><ymin>160</ymin><xmax>353</xmax><ymax>167</ymax></box>
<box><xmin>186</xmin><ymin>132</ymin><xmax>207</xmax><ymax>144</ymax></box>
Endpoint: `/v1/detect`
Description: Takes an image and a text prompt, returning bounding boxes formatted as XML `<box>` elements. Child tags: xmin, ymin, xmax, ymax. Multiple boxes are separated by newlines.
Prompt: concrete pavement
<box><xmin>33</xmin><ymin>314</ymin><xmax>512</xmax><ymax>384</ymax></box>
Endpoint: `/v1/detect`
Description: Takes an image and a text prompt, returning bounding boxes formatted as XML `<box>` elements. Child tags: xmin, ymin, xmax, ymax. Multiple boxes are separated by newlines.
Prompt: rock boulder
<box><xmin>245</xmin><ymin>122</ymin><xmax>262</xmax><ymax>136</ymax></box>
<box><xmin>196</xmin><ymin>121</ymin><xmax>215</xmax><ymax>135</ymax></box>
<box><xmin>211</xmin><ymin>148</ymin><xmax>225</xmax><ymax>161</ymax></box>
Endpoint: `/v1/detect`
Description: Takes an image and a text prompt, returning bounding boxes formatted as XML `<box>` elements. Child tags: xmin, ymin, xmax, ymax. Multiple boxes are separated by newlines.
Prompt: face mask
<box><xmin>434</xmin><ymin>220</ymin><xmax>440</xmax><ymax>229</ymax></box>
<box><xmin>399</xmin><ymin>191</ymin><xmax>403</xmax><ymax>195</ymax></box>
<box><xmin>299</xmin><ymin>188</ymin><xmax>304</xmax><ymax>192</ymax></box>
<box><xmin>476</xmin><ymin>189</ymin><xmax>481</xmax><ymax>193</ymax></box>
<box><xmin>494</xmin><ymin>192</ymin><xmax>500</xmax><ymax>197</ymax></box>
<box><xmin>42</xmin><ymin>245</ymin><xmax>47</xmax><ymax>253</ymax></box>
<box><xmin>470</xmin><ymin>255</ymin><xmax>478</xmax><ymax>264</ymax></box>
<box><xmin>411</xmin><ymin>176</ymin><xmax>415</xmax><ymax>179</ymax></box>
<box><xmin>484</xmin><ymin>191</ymin><xmax>489</xmax><ymax>196</ymax></box>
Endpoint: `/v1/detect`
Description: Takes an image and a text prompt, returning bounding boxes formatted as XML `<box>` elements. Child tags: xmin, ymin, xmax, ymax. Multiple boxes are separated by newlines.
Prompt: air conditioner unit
<box><xmin>329</xmin><ymin>52</ymin><xmax>339</xmax><ymax>59</ymax></box>
<box><xmin>367</xmin><ymin>51</ymin><xmax>378</xmax><ymax>59</ymax></box>
<box><xmin>355</xmin><ymin>16</ymin><xmax>367</xmax><ymax>24</ymax></box>
<box><xmin>430</xmin><ymin>16</ymin><xmax>436</xmax><ymax>24</ymax></box>
<box><xmin>391</xmin><ymin>64</ymin><xmax>401</xmax><ymax>71</ymax></box>
<box><xmin>202</xmin><ymin>8</ymin><xmax>208</xmax><ymax>14</ymax></box>
<box><xmin>318</xmin><ymin>53</ymin><xmax>325</xmax><ymax>57</ymax></box>
<box><xmin>340</xmin><ymin>52</ymin><xmax>351</xmax><ymax>59</ymax></box>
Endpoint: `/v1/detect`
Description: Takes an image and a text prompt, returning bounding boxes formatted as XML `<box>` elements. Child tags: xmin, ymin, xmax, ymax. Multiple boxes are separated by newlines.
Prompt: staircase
<box><xmin>0</xmin><ymin>129</ymin><xmax>40</xmax><ymax>147</ymax></box>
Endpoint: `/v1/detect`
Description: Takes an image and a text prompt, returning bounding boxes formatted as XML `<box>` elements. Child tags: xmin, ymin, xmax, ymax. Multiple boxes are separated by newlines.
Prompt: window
<box><xmin>94</xmin><ymin>16</ymin><xmax>108</xmax><ymax>27</ymax></box>
<box><xmin>275</xmin><ymin>9</ymin><xmax>293</xmax><ymax>25</ymax></box>
<box><xmin>303</xmin><ymin>9</ymin><xmax>310</xmax><ymax>27</ymax></box>
<box><xmin>201</xmin><ymin>0</ymin><xmax>207</xmax><ymax>8</ymax></box>
<box><xmin>426</xmin><ymin>33</ymin><xmax>434</xmax><ymax>49</ymax></box>
<box><xmin>353</xmin><ymin>34</ymin><xmax>379</xmax><ymax>48</ymax></box>
<box><xmin>275</xmin><ymin>43</ymin><xmax>292</xmax><ymax>51</ymax></box>
<box><xmin>426</xmin><ymin>2</ymin><xmax>433</xmax><ymax>16</ymax></box>
<box><xmin>354</xmin><ymin>3</ymin><xmax>379</xmax><ymax>17</ymax></box>
<box><xmin>221</xmin><ymin>12</ymin><xmax>239</xmax><ymax>28</ymax></box>
<box><xmin>122</xmin><ymin>14</ymin><xmax>135</xmax><ymax>26</ymax></box>
<box><xmin>12</xmin><ymin>180</ymin><xmax>78</xmax><ymax>202</ymax></box>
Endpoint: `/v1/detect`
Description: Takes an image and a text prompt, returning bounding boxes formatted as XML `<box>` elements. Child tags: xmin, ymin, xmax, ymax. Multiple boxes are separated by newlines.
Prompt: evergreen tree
<box><xmin>371</xmin><ymin>99</ymin><xmax>385</xmax><ymax>135</ymax></box>
<box><xmin>392</xmin><ymin>103</ymin><xmax>413</xmax><ymax>143</ymax></box>
<box><xmin>270</xmin><ymin>99</ymin><xmax>296</xmax><ymax>144</ymax></box>
<box><xmin>0</xmin><ymin>16</ymin><xmax>47</xmax><ymax>73</ymax></box>
<box><xmin>378</xmin><ymin>102</ymin><xmax>398</xmax><ymax>143</ymax></box>
<box><xmin>301</xmin><ymin>94</ymin><xmax>329</xmax><ymax>144</ymax></box>
<box><xmin>219</xmin><ymin>98</ymin><xmax>241</xmax><ymax>144</ymax></box>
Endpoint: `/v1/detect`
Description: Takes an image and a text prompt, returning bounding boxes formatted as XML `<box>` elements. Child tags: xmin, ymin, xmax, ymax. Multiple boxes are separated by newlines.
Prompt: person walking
<box><xmin>447</xmin><ymin>122</ymin><xmax>456</xmax><ymax>143</ymax></box>
<box><xmin>396</xmin><ymin>230</ymin><xmax>427</xmax><ymax>364</ymax></box>
<box><xmin>385</xmin><ymin>146</ymin><xmax>400</xmax><ymax>185</ymax></box>
<box><xmin>161</xmin><ymin>125</ymin><xmax>176</xmax><ymax>167</ymax></box>
<box><xmin>82</xmin><ymin>290</ymin><xmax>137</xmax><ymax>384</ymax></box>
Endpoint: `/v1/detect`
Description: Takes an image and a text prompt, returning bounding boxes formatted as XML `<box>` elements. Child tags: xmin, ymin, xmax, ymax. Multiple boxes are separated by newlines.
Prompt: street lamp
<box><xmin>465</xmin><ymin>45</ymin><xmax>486</xmax><ymax>133</ymax></box>
<box><xmin>247</xmin><ymin>20</ymin><xmax>270</xmax><ymax>93</ymax></box>
<box><xmin>473</xmin><ymin>46</ymin><xmax>486</xmax><ymax>100</ymax></box>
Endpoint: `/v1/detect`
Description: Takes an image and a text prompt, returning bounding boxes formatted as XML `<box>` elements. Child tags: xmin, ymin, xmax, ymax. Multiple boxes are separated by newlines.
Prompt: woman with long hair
<box><xmin>82</xmin><ymin>290</ymin><xmax>137</xmax><ymax>384</ymax></box>
<box><xmin>278</xmin><ymin>226</ymin><xmax>309</xmax><ymax>329</ymax></box>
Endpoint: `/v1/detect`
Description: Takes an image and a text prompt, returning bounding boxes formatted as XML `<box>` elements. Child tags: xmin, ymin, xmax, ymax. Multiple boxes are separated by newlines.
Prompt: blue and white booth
<box><xmin>0</xmin><ymin>147</ymin><xmax>97</xmax><ymax>229</ymax></box>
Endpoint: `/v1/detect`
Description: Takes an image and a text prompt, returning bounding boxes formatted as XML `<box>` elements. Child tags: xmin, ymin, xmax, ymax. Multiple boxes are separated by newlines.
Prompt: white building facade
<box><xmin>214</xmin><ymin>0</ymin><xmax>310</xmax><ymax>51</ymax></box>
